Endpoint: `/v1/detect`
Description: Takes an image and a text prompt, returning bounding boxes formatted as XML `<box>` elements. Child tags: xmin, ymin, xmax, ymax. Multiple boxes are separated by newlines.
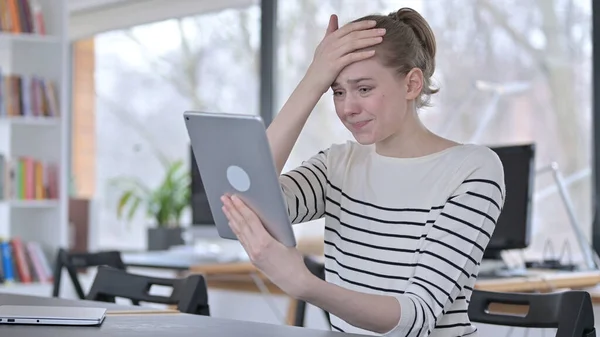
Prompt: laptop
<box><xmin>0</xmin><ymin>305</ymin><xmax>106</xmax><ymax>326</ymax></box>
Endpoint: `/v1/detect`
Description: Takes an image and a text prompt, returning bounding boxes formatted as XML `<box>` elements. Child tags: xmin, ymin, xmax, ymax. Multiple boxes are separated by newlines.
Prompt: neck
<box><xmin>375</xmin><ymin>107</ymin><xmax>454</xmax><ymax>158</ymax></box>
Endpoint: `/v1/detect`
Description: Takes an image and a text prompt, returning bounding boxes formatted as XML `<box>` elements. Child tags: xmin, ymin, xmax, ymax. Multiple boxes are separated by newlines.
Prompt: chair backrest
<box><xmin>468</xmin><ymin>289</ymin><xmax>595</xmax><ymax>337</ymax></box>
<box><xmin>86</xmin><ymin>265</ymin><xmax>210</xmax><ymax>316</ymax></box>
<box><xmin>52</xmin><ymin>248</ymin><xmax>127</xmax><ymax>299</ymax></box>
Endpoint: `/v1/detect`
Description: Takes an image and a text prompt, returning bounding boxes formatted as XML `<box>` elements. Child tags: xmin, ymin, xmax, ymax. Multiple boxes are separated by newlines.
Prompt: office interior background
<box><xmin>1</xmin><ymin>0</ymin><xmax>600</xmax><ymax>334</ymax></box>
<box><xmin>84</xmin><ymin>0</ymin><xmax>593</xmax><ymax>262</ymax></box>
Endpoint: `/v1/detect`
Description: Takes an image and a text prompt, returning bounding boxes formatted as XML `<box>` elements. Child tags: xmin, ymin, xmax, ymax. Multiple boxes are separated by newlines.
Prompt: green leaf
<box><xmin>117</xmin><ymin>190</ymin><xmax>134</xmax><ymax>219</ymax></box>
<box><xmin>127</xmin><ymin>197</ymin><xmax>141</xmax><ymax>221</ymax></box>
<box><xmin>112</xmin><ymin>158</ymin><xmax>191</xmax><ymax>227</ymax></box>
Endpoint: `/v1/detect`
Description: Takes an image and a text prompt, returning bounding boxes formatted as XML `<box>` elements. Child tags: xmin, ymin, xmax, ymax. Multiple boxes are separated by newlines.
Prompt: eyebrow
<box><xmin>331</xmin><ymin>77</ymin><xmax>374</xmax><ymax>88</ymax></box>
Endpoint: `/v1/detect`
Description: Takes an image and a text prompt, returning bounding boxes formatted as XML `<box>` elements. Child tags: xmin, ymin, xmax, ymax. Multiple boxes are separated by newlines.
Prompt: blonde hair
<box><xmin>353</xmin><ymin>8</ymin><xmax>438</xmax><ymax>108</ymax></box>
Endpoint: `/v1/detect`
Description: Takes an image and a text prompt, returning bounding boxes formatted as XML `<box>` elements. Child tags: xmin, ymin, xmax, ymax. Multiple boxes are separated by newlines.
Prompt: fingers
<box><xmin>338</xmin><ymin>50</ymin><xmax>376</xmax><ymax>66</ymax></box>
<box><xmin>325</xmin><ymin>23</ymin><xmax>385</xmax><ymax>69</ymax></box>
<box><xmin>231</xmin><ymin>195</ymin><xmax>261</xmax><ymax>227</ymax></box>
<box><xmin>222</xmin><ymin>195</ymin><xmax>268</xmax><ymax>237</ymax></box>
<box><xmin>310</xmin><ymin>18</ymin><xmax>383</xmax><ymax>92</ymax></box>
<box><xmin>230</xmin><ymin>195</ymin><xmax>273</xmax><ymax>241</ymax></box>
<box><xmin>334</xmin><ymin>36</ymin><xmax>383</xmax><ymax>60</ymax></box>
<box><xmin>325</xmin><ymin>14</ymin><xmax>338</xmax><ymax>36</ymax></box>
<box><xmin>222</xmin><ymin>205</ymin><xmax>254</xmax><ymax>256</ymax></box>
<box><xmin>221</xmin><ymin>205</ymin><xmax>241</xmax><ymax>235</ymax></box>
<box><xmin>330</xmin><ymin>19</ymin><xmax>377</xmax><ymax>40</ymax></box>
<box><xmin>332</xmin><ymin>28</ymin><xmax>386</xmax><ymax>50</ymax></box>
<box><xmin>221</xmin><ymin>195</ymin><xmax>254</xmax><ymax>236</ymax></box>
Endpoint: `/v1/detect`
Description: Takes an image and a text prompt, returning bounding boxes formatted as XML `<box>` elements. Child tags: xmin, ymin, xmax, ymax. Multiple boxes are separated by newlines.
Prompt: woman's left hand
<box><xmin>221</xmin><ymin>194</ymin><xmax>313</xmax><ymax>298</ymax></box>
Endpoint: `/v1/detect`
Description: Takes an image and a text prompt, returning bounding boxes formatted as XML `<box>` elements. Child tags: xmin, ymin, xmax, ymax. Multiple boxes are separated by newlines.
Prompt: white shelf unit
<box><xmin>0</xmin><ymin>0</ymin><xmax>70</xmax><ymax>291</ymax></box>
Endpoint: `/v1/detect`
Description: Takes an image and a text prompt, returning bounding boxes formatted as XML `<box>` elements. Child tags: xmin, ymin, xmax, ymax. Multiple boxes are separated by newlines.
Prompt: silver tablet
<box><xmin>0</xmin><ymin>305</ymin><xmax>106</xmax><ymax>326</ymax></box>
<box><xmin>184</xmin><ymin>111</ymin><xmax>296</xmax><ymax>247</ymax></box>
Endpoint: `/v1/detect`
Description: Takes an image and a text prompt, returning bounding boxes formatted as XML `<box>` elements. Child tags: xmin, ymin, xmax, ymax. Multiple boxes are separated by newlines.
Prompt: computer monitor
<box><xmin>483</xmin><ymin>143</ymin><xmax>536</xmax><ymax>260</ymax></box>
<box><xmin>190</xmin><ymin>145</ymin><xmax>214</xmax><ymax>226</ymax></box>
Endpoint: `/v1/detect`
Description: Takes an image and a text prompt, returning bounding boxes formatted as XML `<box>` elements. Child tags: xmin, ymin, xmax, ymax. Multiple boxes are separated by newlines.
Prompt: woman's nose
<box><xmin>342</xmin><ymin>94</ymin><xmax>361</xmax><ymax>116</ymax></box>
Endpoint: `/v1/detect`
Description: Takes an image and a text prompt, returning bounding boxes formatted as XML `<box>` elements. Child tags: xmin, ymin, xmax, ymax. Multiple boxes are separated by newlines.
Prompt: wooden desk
<box><xmin>0</xmin><ymin>294</ymin><xmax>357</xmax><ymax>337</ymax></box>
<box><xmin>475</xmin><ymin>270</ymin><xmax>600</xmax><ymax>292</ymax></box>
<box><xmin>189</xmin><ymin>261</ymin><xmax>600</xmax><ymax>325</ymax></box>
<box><xmin>121</xmin><ymin>250</ymin><xmax>233</xmax><ymax>271</ymax></box>
<box><xmin>120</xmin><ymin>235</ymin><xmax>324</xmax><ymax>273</ymax></box>
<box><xmin>127</xmin><ymin>236</ymin><xmax>600</xmax><ymax>324</ymax></box>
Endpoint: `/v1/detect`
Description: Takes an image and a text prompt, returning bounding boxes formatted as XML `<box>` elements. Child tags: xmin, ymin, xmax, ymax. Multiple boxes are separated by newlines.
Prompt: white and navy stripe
<box><xmin>280</xmin><ymin>143</ymin><xmax>505</xmax><ymax>337</ymax></box>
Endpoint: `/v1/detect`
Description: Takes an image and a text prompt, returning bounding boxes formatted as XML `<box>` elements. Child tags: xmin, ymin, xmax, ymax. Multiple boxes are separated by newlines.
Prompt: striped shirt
<box><xmin>279</xmin><ymin>142</ymin><xmax>505</xmax><ymax>337</ymax></box>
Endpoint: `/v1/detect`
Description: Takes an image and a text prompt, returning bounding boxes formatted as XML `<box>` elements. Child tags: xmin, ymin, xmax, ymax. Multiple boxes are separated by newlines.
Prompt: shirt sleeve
<box><xmin>279</xmin><ymin>149</ymin><xmax>329</xmax><ymax>224</ymax></box>
<box><xmin>390</xmin><ymin>153</ymin><xmax>505</xmax><ymax>337</ymax></box>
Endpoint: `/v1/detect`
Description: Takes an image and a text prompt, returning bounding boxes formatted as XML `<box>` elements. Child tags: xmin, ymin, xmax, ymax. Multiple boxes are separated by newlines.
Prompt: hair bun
<box><xmin>388</xmin><ymin>7</ymin><xmax>436</xmax><ymax>61</ymax></box>
<box><xmin>388</xmin><ymin>7</ymin><xmax>415</xmax><ymax>22</ymax></box>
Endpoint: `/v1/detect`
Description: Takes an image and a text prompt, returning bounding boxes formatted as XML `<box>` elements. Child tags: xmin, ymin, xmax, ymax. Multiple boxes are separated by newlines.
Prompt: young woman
<box><xmin>221</xmin><ymin>7</ymin><xmax>504</xmax><ymax>337</ymax></box>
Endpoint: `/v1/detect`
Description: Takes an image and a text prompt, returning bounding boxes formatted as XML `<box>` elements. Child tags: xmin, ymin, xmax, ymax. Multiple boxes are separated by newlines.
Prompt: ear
<box><xmin>405</xmin><ymin>68</ymin><xmax>424</xmax><ymax>101</ymax></box>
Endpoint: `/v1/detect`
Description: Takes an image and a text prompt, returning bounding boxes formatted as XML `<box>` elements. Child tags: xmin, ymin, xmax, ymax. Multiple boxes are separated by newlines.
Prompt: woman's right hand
<box><xmin>306</xmin><ymin>15</ymin><xmax>386</xmax><ymax>94</ymax></box>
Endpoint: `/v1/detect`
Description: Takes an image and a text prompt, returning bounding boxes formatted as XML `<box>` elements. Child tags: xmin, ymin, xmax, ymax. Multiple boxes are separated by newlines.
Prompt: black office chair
<box><xmin>469</xmin><ymin>289</ymin><xmax>596</xmax><ymax>337</ymax></box>
<box><xmin>86</xmin><ymin>265</ymin><xmax>210</xmax><ymax>316</ymax></box>
<box><xmin>294</xmin><ymin>256</ymin><xmax>331</xmax><ymax>328</ymax></box>
<box><xmin>52</xmin><ymin>248</ymin><xmax>128</xmax><ymax>299</ymax></box>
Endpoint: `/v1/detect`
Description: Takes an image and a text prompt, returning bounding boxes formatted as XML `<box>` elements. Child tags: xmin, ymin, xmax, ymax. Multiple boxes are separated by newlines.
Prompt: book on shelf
<box><xmin>0</xmin><ymin>70</ymin><xmax>59</xmax><ymax>119</ymax></box>
<box><xmin>0</xmin><ymin>0</ymin><xmax>46</xmax><ymax>35</ymax></box>
<box><xmin>0</xmin><ymin>236</ymin><xmax>53</xmax><ymax>285</ymax></box>
<box><xmin>0</xmin><ymin>154</ymin><xmax>59</xmax><ymax>201</ymax></box>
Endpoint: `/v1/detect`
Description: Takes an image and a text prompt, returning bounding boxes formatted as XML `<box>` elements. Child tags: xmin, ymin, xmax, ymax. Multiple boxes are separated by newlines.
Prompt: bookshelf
<box><xmin>0</xmin><ymin>0</ymin><xmax>69</xmax><ymax>291</ymax></box>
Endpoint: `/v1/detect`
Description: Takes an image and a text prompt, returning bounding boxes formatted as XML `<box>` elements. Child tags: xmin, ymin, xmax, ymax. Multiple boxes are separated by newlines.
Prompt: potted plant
<box><xmin>111</xmin><ymin>159</ymin><xmax>191</xmax><ymax>250</ymax></box>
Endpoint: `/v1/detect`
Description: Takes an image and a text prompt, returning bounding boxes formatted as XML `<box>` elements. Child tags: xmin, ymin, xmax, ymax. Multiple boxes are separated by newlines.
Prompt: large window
<box><xmin>91</xmin><ymin>5</ymin><xmax>260</xmax><ymax>249</ymax></box>
<box><xmin>277</xmin><ymin>0</ymin><xmax>593</xmax><ymax>264</ymax></box>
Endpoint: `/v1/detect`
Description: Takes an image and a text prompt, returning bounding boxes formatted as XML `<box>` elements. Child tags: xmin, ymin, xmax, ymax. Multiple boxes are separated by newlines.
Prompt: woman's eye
<box><xmin>333</xmin><ymin>91</ymin><xmax>343</xmax><ymax>96</ymax></box>
<box><xmin>359</xmin><ymin>87</ymin><xmax>372</xmax><ymax>93</ymax></box>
